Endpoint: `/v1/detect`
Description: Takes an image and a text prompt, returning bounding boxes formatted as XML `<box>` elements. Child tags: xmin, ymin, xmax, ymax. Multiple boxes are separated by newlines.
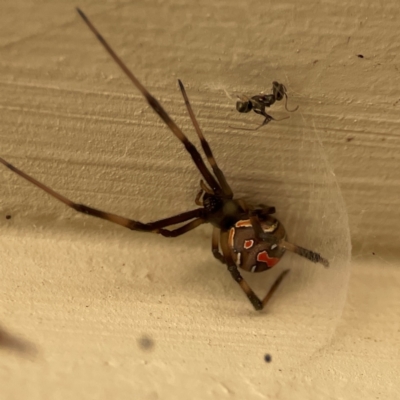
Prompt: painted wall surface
<box><xmin>1</xmin><ymin>1</ymin><xmax>399</xmax><ymax>399</ymax></box>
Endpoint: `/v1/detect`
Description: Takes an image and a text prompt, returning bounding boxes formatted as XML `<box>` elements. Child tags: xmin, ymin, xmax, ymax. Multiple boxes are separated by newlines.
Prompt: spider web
<box><xmin>228</xmin><ymin>84</ymin><xmax>352</xmax><ymax>368</ymax></box>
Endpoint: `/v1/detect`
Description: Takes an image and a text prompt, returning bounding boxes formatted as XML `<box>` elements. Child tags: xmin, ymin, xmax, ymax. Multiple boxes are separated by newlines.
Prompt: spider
<box><xmin>0</xmin><ymin>8</ymin><xmax>329</xmax><ymax>311</ymax></box>
<box><xmin>231</xmin><ymin>81</ymin><xmax>299</xmax><ymax>131</ymax></box>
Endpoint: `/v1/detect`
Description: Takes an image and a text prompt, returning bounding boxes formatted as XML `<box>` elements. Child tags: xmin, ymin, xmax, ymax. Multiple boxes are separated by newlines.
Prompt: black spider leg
<box><xmin>236</xmin><ymin>200</ymin><xmax>329</xmax><ymax>268</ymax></box>
<box><xmin>76</xmin><ymin>8</ymin><xmax>226</xmax><ymax>198</ymax></box>
<box><xmin>211</xmin><ymin>227</ymin><xmax>225</xmax><ymax>264</ymax></box>
<box><xmin>219</xmin><ymin>229</ymin><xmax>290</xmax><ymax>311</ymax></box>
<box><xmin>253</xmin><ymin>203</ymin><xmax>276</xmax><ymax>216</ymax></box>
<box><xmin>177</xmin><ymin>79</ymin><xmax>233</xmax><ymax>198</ymax></box>
<box><xmin>0</xmin><ymin>157</ymin><xmax>207</xmax><ymax>236</ymax></box>
<box><xmin>280</xmin><ymin>240</ymin><xmax>329</xmax><ymax>267</ymax></box>
<box><xmin>210</xmin><ymin>206</ymin><xmax>288</xmax><ymax>308</ymax></box>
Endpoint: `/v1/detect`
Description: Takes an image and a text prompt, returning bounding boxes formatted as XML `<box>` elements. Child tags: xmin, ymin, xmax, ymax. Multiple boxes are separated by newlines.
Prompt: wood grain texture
<box><xmin>1</xmin><ymin>1</ymin><xmax>399</xmax><ymax>399</ymax></box>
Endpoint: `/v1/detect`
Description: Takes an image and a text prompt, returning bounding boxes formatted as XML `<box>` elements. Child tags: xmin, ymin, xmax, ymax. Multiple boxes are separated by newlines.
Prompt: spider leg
<box><xmin>200</xmin><ymin>180</ymin><xmax>214</xmax><ymax>194</ymax></box>
<box><xmin>239</xmin><ymin>205</ymin><xmax>329</xmax><ymax>267</ymax></box>
<box><xmin>195</xmin><ymin>188</ymin><xmax>204</xmax><ymax>206</ymax></box>
<box><xmin>260</xmin><ymin>269</ymin><xmax>290</xmax><ymax>307</ymax></box>
<box><xmin>76</xmin><ymin>9</ymin><xmax>224</xmax><ymax>197</ymax></box>
<box><xmin>157</xmin><ymin>218</ymin><xmax>205</xmax><ymax>237</ymax></box>
<box><xmin>0</xmin><ymin>157</ymin><xmax>205</xmax><ymax>236</ymax></box>
<box><xmin>236</xmin><ymin>201</ymin><xmax>275</xmax><ymax>218</ymax></box>
<box><xmin>211</xmin><ymin>227</ymin><xmax>225</xmax><ymax>264</ymax></box>
<box><xmin>177</xmin><ymin>79</ymin><xmax>233</xmax><ymax>198</ymax></box>
<box><xmin>242</xmin><ymin>204</ymin><xmax>328</xmax><ymax>266</ymax></box>
<box><xmin>195</xmin><ymin>180</ymin><xmax>216</xmax><ymax>206</ymax></box>
<box><xmin>219</xmin><ymin>230</ymin><xmax>288</xmax><ymax>310</ymax></box>
<box><xmin>237</xmin><ymin>200</ymin><xmax>270</xmax><ymax>240</ymax></box>
<box><xmin>280</xmin><ymin>240</ymin><xmax>329</xmax><ymax>267</ymax></box>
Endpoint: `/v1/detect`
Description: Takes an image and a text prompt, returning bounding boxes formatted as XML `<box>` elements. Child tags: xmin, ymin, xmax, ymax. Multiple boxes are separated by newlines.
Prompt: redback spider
<box><xmin>0</xmin><ymin>8</ymin><xmax>329</xmax><ymax>311</ymax></box>
<box><xmin>231</xmin><ymin>81</ymin><xmax>299</xmax><ymax>131</ymax></box>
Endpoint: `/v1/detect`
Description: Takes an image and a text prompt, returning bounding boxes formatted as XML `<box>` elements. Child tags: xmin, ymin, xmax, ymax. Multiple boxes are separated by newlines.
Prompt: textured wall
<box><xmin>1</xmin><ymin>1</ymin><xmax>399</xmax><ymax>399</ymax></box>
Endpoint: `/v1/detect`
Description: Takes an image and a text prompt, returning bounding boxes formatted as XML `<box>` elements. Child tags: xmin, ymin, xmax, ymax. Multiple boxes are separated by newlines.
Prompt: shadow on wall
<box><xmin>0</xmin><ymin>323</ymin><xmax>37</xmax><ymax>357</ymax></box>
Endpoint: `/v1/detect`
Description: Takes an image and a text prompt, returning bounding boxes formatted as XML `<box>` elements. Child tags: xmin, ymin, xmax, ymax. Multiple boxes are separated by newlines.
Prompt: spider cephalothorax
<box><xmin>0</xmin><ymin>8</ymin><xmax>328</xmax><ymax>311</ymax></box>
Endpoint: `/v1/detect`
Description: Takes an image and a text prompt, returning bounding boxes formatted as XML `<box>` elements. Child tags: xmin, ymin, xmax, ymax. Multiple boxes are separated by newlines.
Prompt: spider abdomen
<box><xmin>228</xmin><ymin>216</ymin><xmax>286</xmax><ymax>273</ymax></box>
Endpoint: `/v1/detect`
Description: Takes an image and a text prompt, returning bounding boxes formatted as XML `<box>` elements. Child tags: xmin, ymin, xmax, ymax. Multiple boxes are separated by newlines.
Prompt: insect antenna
<box><xmin>283</xmin><ymin>94</ymin><xmax>299</xmax><ymax>113</ymax></box>
<box><xmin>276</xmin><ymin>83</ymin><xmax>299</xmax><ymax>113</ymax></box>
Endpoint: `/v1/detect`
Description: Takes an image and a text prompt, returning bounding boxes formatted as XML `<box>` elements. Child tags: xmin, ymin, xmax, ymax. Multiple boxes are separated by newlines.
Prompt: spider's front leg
<box><xmin>0</xmin><ymin>157</ymin><xmax>207</xmax><ymax>237</ymax></box>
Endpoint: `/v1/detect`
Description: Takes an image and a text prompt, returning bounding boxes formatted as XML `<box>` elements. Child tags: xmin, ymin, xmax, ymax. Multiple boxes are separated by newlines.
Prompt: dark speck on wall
<box><xmin>137</xmin><ymin>335</ymin><xmax>155</xmax><ymax>351</ymax></box>
<box><xmin>264</xmin><ymin>353</ymin><xmax>272</xmax><ymax>363</ymax></box>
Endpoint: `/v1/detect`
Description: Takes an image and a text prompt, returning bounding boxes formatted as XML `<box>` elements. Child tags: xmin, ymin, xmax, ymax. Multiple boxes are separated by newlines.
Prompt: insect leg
<box><xmin>229</xmin><ymin>115</ymin><xmax>274</xmax><ymax>131</ymax></box>
<box><xmin>76</xmin><ymin>8</ymin><xmax>224</xmax><ymax>197</ymax></box>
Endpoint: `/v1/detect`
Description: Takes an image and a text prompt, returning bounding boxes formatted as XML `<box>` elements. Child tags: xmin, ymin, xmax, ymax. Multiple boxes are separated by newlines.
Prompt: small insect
<box><xmin>232</xmin><ymin>81</ymin><xmax>299</xmax><ymax>131</ymax></box>
<box><xmin>0</xmin><ymin>9</ymin><xmax>328</xmax><ymax>311</ymax></box>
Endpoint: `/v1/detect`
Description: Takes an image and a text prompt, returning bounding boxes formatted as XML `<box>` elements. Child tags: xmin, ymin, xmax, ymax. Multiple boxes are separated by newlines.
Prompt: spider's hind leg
<box><xmin>219</xmin><ymin>229</ymin><xmax>289</xmax><ymax>311</ymax></box>
<box><xmin>280</xmin><ymin>240</ymin><xmax>330</xmax><ymax>267</ymax></box>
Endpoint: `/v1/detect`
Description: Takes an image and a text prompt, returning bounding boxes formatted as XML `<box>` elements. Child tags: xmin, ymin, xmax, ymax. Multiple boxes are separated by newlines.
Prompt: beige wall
<box><xmin>1</xmin><ymin>1</ymin><xmax>399</xmax><ymax>399</ymax></box>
